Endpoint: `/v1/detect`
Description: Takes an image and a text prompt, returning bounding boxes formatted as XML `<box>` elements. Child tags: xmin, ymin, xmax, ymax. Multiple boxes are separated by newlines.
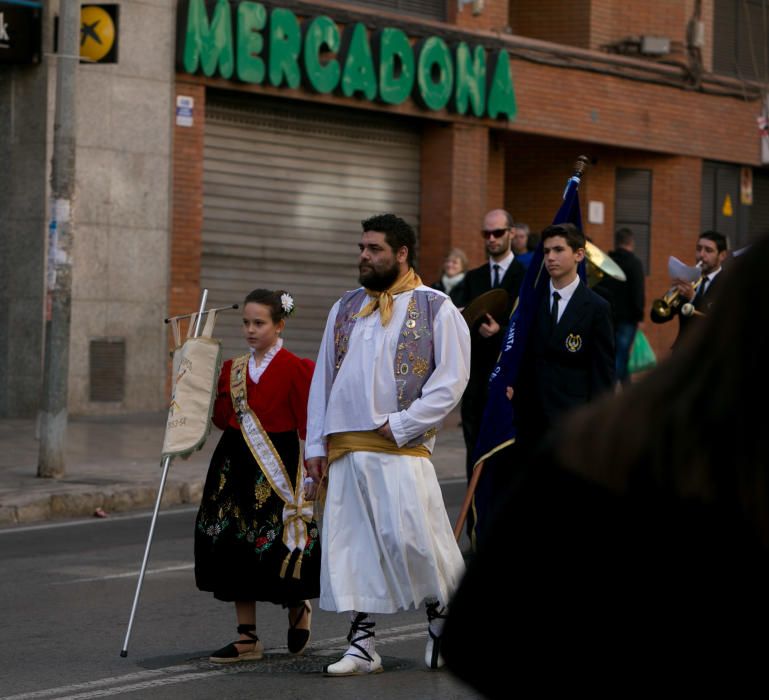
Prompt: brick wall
<box><xmin>451</xmin><ymin>0</ymin><xmax>510</xmax><ymax>32</ymax></box>
<box><xmin>420</xmin><ymin>122</ymin><xmax>493</xmax><ymax>282</ymax></box>
<box><xmin>589</xmin><ymin>0</ymin><xmax>689</xmax><ymax>51</ymax></box>
<box><xmin>506</xmin><ymin>55</ymin><xmax>757</xmax><ymax>165</ymax></box>
<box><xmin>170</xmin><ymin>82</ymin><xmax>205</xmax><ymax>340</ymax></box>
<box><xmin>510</xmin><ymin>0</ymin><xmax>592</xmax><ymax>48</ymax></box>
<box><xmin>509</xmin><ymin>0</ymin><xmax>704</xmax><ymax>58</ymax></box>
<box><xmin>487</xmin><ymin>132</ymin><xmax>506</xmax><ymax>212</ymax></box>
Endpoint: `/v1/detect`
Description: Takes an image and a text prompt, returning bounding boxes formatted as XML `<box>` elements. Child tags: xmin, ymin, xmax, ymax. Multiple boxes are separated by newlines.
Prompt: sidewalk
<box><xmin>0</xmin><ymin>409</ymin><xmax>466</xmax><ymax>525</ymax></box>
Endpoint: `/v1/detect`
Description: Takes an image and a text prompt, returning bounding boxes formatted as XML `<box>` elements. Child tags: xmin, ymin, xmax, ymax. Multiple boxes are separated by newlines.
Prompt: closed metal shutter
<box><xmin>202</xmin><ymin>96</ymin><xmax>421</xmax><ymax>362</ymax></box>
<box><xmin>713</xmin><ymin>0</ymin><xmax>769</xmax><ymax>80</ymax></box>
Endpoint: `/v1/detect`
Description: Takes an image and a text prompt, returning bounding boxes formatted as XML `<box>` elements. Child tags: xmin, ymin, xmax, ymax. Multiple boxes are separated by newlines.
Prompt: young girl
<box><xmin>195</xmin><ymin>289</ymin><xmax>319</xmax><ymax>662</ymax></box>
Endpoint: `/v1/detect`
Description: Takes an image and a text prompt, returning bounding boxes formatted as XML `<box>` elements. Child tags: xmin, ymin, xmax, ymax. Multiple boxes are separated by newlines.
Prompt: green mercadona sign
<box><xmin>177</xmin><ymin>0</ymin><xmax>517</xmax><ymax>120</ymax></box>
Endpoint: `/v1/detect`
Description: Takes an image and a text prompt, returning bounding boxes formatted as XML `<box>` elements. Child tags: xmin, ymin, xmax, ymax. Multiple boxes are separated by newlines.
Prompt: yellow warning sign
<box><xmin>722</xmin><ymin>193</ymin><xmax>734</xmax><ymax>217</ymax></box>
<box><xmin>80</xmin><ymin>5</ymin><xmax>116</xmax><ymax>62</ymax></box>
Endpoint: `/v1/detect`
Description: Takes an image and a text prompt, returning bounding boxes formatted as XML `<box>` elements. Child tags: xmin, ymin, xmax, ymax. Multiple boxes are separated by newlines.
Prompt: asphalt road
<box><xmin>0</xmin><ymin>481</ymin><xmax>480</xmax><ymax>700</ymax></box>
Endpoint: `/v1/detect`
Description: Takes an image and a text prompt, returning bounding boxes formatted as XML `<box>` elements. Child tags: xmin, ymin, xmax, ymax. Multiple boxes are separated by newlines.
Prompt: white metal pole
<box><xmin>120</xmin><ymin>290</ymin><xmax>209</xmax><ymax>657</ymax></box>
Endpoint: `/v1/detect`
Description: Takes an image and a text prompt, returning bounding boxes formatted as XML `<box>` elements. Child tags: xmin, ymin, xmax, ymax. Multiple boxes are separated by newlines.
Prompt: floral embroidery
<box><xmin>254</xmin><ymin>473</ymin><xmax>271</xmax><ymax>509</ymax></box>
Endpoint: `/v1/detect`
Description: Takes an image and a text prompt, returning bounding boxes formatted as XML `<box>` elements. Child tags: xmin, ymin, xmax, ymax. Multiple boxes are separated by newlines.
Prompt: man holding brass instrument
<box><xmin>651</xmin><ymin>230</ymin><xmax>728</xmax><ymax>348</ymax></box>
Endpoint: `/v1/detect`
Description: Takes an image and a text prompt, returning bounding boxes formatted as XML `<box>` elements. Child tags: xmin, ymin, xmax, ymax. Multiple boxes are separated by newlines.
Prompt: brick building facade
<box><xmin>172</xmin><ymin>0</ymin><xmax>765</xmax><ymax>365</ymax></box>
<box><xmin>1</xmin><ymin>0</ymin><xmax>764</xmax><ymax>416</ymax></box>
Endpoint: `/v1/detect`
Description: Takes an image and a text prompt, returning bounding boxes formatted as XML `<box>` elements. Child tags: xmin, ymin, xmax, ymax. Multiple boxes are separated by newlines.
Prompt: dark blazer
<box><xmin>651</xmin><ymin>270</ymin><xmax>722</xmax><ymax>348</ymax></box>
<box><xmin>455</xmin><ymin>260</ymin><xmax>526</xmax><ymax>409</ymax></box>
<box><xmin>595</xmin><ymin>247</ymin><xmax>645</xmax><ymax>326</ymax></box>
<box><xmin>454</xmin><ymin>260</ymin><xmax>525</xmax><ymax>311</ymax></box>
<box><xmin>516</xmin><ymin>281</ymin><xmax>615</xmax><ymax>447</ymax></box>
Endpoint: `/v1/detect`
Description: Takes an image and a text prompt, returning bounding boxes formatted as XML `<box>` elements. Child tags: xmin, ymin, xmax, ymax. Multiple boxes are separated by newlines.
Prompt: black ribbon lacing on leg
<box><xmin>426</xmin><ymin>602</ymin><xmax>447</xmax><ymax>668</ymax></box>
<box><xmin>345</xmin><ymin>612</ymin><xmax>376</xmax><ymax>663</ymax></box>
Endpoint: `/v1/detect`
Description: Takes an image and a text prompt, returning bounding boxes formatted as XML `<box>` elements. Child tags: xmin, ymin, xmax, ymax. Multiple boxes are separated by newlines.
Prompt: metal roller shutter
<box><xmin>202</xmin><ymin>97</ymin><xmax>421</xmax><ymax>362</ymax></box>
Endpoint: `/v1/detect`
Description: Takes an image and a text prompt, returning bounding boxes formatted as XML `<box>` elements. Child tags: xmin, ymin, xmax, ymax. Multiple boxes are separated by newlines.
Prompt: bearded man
<box><xmin>306</xmin><ymin>213</ymin><xmax>470</xmax><ymax>676</ymax></box>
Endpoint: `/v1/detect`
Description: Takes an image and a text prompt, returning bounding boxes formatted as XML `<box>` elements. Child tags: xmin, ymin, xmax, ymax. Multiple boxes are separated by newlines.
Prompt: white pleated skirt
<box><xmin>319</xmin><ymin>451</ymin><xmax>465</xmax><ymax>614</ymax></box>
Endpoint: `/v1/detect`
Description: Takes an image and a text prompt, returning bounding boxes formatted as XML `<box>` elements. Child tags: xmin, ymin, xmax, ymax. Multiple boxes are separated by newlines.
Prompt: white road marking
<box><xmin>54</xmin><ymin>564</ymin><xmax>194</xmax><ymax>584</ymax></box>
<box><xmin>0</xmin><ymin>624</ymin><xmax>429</xmax><ymax>699</ymax></box>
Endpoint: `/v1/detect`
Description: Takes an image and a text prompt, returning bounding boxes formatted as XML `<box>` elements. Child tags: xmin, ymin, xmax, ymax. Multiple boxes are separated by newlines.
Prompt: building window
<box><xmin>615</xmin><ymin>168</ymin><xmax>652</xmax><ymax>274</ymax></box>
<box><xmin>344</xmin><ymin>0</ymin><xmax>446</xmax><ymax>22</ymax></box>
<box><xmin>713</xmin><ymin>0</ymin><xmax>769</xmax><ymax>80</ymax></box>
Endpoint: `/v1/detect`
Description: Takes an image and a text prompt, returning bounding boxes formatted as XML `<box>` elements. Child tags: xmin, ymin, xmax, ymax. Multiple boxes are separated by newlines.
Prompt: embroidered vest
<box><xmin>332</xmin><ymin>287</ymin><xmax>446</xmax><ymax>445</ymax></box>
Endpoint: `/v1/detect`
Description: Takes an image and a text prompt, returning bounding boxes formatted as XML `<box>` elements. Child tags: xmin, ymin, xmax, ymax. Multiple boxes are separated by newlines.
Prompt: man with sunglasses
<box><xmin>454</xmin><ymin>209</ymin><xmax>525</xmax><ymax>542</ymax></box>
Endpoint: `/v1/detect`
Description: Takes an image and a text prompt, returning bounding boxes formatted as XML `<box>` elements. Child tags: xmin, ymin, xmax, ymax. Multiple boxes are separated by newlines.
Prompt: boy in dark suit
<box><xmin>512</xmin><ymin>223</ymin><xmax>615</xmax><ymax>456</ymax></box>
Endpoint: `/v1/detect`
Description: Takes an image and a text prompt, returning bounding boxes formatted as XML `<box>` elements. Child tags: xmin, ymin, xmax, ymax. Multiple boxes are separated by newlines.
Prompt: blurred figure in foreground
<box><xmin>442</xmin><ymin>233</ymin><xmax>769</xmax><ymax>692</ymax></box>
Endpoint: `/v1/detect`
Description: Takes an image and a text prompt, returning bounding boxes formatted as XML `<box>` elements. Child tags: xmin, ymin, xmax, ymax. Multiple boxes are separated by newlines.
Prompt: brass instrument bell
<box><xmin>584</xmin><ymin>241</ymin><xmax>627</xmax><ymax>288</ymax></box>
<box><xmin>651</xmin><ymin>277</ymin><xmax>703</xmax><ymax>318</ymax></box>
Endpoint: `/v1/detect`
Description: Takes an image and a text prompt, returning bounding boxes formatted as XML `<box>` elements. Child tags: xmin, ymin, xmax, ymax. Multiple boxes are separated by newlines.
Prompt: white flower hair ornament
<box><xmin>280</xmin><ymin>292</ymin><xmax>295</xmax><ymax>317</ymax></box>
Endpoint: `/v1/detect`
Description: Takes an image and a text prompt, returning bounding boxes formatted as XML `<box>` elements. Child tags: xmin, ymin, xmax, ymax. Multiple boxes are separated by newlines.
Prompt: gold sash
<box><xmin>230</xmin><ymin>354</ymin><xmax>312</xmax><ymax>579</ymax></box>
<box><xmin>327</xmin><ymin>430</ymin><xmax>430</xmax><ymax>466</ymax></box>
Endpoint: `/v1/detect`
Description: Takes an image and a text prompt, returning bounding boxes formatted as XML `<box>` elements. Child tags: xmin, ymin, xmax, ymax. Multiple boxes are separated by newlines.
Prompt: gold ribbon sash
<box><xmin>230</xmin><ymin>354</ymin><xmax>312</xmax><ymax>579</ymax></box>
<box><xmin>327</xmin><ymin>430</ymin><xmax>430</xmax><ymax>466</ymax></box>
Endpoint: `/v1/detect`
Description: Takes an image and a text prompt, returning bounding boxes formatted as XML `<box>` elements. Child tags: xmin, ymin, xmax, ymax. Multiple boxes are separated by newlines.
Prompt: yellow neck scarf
<box><xmin>355</xmin><ymin>267</ymin><xmax>423</xmax><ymax>326</ymax></box>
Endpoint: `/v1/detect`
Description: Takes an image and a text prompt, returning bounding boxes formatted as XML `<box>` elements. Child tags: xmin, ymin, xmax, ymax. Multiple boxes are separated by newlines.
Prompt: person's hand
<box><xmin>303</xmin><ymin>476</ymin><xmax>319</xmax><ymax>500</ymax></box>
<box><xmin>505</xmin><ymin>386</ymin><xmax>514</xmax><ymax>401</ymax></box>
<box><xmin>478</xmin><ymin>313</ymin><xmax>500</xmax><ymax>338</ymax></box>
<box><xmin>671</xmin><ymin>279</ymin><xmax>695</xmax><ymax>301</ymax></box>
<box><xmin>376</xmin><ymin>420</ymin><xmax>395</xmax><ymax>442</ymax></box>
<box><xmin>306</xmin><ymin>457</ymin><xmax>327</xmax><ymax>484</ymax></box>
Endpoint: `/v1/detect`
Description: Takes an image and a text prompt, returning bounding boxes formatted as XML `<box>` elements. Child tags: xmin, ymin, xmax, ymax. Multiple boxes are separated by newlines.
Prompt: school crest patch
<box><xmin>565</xmin><ymin>333</ymin><xmax>582</xmax><ymax>352</ymax></box>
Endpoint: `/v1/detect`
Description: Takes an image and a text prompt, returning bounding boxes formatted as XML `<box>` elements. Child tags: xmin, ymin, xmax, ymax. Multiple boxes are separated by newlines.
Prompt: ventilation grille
<box><xmin>89</xmin><ymin>339</ymin><xmax>126</xmax><ymax>402</ymax></box>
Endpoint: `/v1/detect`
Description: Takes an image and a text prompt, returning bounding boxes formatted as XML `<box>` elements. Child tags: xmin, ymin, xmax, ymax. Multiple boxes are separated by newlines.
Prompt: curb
<box><xmin>0</xmin><ymin>479</ymin><xmax>205</xmax><ymax>526</ymax></box>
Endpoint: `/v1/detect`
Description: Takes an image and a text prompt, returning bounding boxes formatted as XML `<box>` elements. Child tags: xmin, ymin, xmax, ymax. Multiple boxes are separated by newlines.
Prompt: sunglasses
<box><xmin>481</xmin><ymin>228</ymin><xmax>509</xmax><ymax>239</ymax></box>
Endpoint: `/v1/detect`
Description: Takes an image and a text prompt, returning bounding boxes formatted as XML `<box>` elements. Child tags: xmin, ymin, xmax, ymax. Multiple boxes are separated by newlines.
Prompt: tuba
<box><xmin>652</xmin><ymin>262</ymin><xmax>703</xmax><ymax>319</ymax></box>
<box><xmin>584</xmin><ymin>241</ymin><xmax>626</xmax><ymax>287</ymax></box>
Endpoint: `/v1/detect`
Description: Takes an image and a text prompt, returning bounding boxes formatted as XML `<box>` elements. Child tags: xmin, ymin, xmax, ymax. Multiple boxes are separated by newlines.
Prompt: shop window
<box><xmin>345</xmin><ymin>0</ymin><xmax>446</xmax><ymax>22</ymax></box>
<box><xmin>615</xmin><ymin>168</ymin><xmax>652</xmax><ymax>274</ymax></box>
<box><xmin>713</xmin><ymin>0</ymin><xmax>769</xmax><ymax>80</ymax></box>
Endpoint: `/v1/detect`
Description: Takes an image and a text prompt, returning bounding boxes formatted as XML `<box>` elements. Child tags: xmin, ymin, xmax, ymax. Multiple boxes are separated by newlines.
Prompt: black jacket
<box><xmin>595</xmin><ymin>247</ymin><xmax>645</xmax><ymax>325</ymax></box>
<box><xmin>515</xmin><ymin>281</ymin><xmax>615</xmax><ymax>446</ymax></box>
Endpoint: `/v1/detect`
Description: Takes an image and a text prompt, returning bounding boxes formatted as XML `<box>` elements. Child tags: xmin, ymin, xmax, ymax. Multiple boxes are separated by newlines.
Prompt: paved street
<box><xmin>0</xmin><ymin>485</ymin><xmax>478</xmax><ymax>700</ymax></box>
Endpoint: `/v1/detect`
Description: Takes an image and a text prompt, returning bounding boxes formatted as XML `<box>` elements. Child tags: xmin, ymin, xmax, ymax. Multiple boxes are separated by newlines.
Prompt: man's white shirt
<box><xmin>305</xmin><ymin>285</ymin><xmax>470</xmax><ymax>458</ymax></box>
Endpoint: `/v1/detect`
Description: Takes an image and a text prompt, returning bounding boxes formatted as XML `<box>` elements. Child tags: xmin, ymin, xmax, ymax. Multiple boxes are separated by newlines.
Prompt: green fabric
<box><xmin>627</xmin><ymin>329</ymin><xmax>657</xmax><ymax>374</ymax></box>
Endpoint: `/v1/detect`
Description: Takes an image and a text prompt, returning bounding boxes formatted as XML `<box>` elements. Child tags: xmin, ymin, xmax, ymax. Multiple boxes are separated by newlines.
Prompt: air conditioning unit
<box><xmin>640</xmin><ymin>36</ymin><xmax>671</xmax><ymax>56</ymax></box>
